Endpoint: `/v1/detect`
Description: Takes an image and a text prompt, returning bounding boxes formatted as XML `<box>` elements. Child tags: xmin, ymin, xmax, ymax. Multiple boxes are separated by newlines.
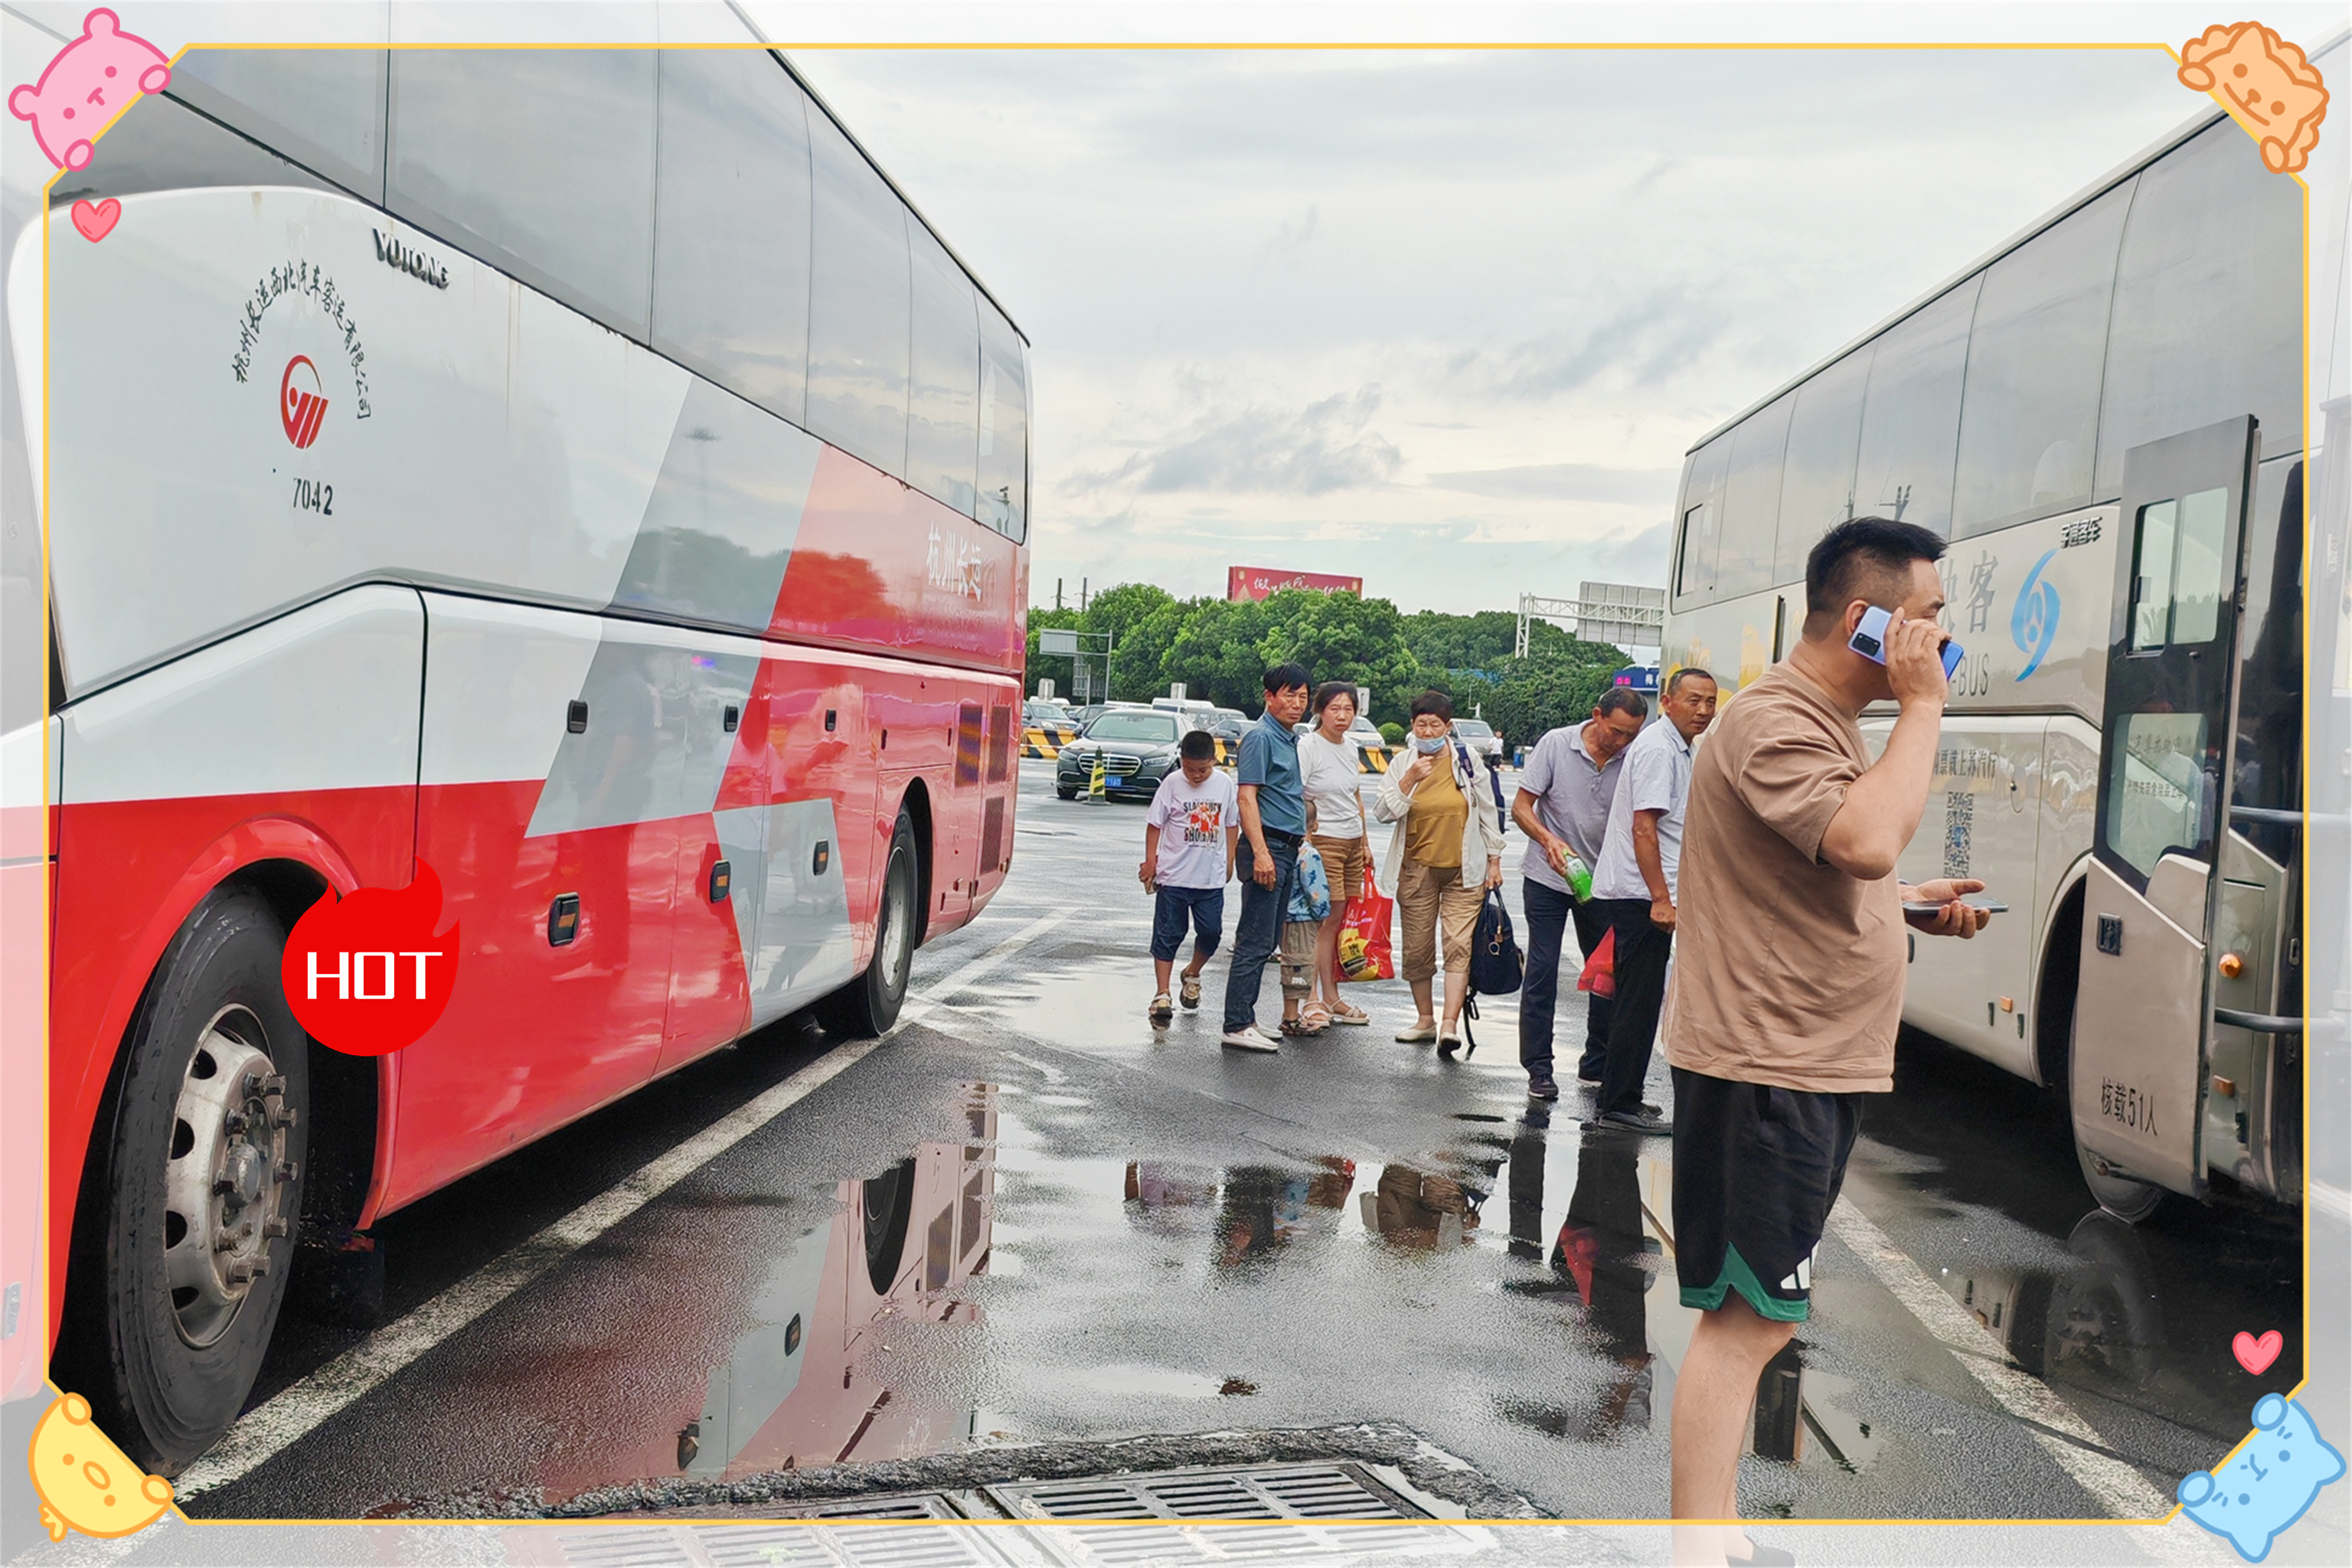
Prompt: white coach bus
<box><xmin>1661</xmin><ymin>48</ymin><xmax>2347</xmax><ymax>1223</ymax></box>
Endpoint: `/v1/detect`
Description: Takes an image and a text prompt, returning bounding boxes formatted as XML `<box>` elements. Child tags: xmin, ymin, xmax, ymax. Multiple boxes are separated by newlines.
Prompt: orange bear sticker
<box><xmin>2178</xmin><ymin>21</ymin><xmax>2330</xmax><ymax>174</ymax></box>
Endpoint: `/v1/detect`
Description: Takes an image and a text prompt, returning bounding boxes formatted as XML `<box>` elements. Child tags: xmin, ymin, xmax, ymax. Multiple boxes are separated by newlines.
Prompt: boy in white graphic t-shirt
<box><xmin>1141</xmin><ymin>730</ymin><xmax>1240</xmax><ymax>1025</ymax></box>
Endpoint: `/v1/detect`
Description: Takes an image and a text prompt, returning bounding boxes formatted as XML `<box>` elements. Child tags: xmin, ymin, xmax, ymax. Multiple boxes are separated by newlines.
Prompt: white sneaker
<box><xmin>1220</xmin><ymin>1024</ymin><xmax>1280</xmax><ymax>1053</ymax></box>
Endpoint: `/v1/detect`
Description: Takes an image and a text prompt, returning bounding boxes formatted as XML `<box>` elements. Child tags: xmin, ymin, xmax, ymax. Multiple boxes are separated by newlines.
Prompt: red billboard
<box><xmin>1227</xmin><ymin>566</ymin><xmax>1364</xmax><ymax>602</ymax></box>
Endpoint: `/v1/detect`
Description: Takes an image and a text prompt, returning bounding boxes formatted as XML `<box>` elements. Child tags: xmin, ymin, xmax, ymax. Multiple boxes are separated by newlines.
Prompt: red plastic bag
<box><xmin>1576</xmin><ymin>926</ymin><xmax>1616</xmax><ymax>999</ymax></box>
<box><xmin>1338</xmin><ymin>867</ymin><xmax>1395</xmax><ymax>982</ymax></box>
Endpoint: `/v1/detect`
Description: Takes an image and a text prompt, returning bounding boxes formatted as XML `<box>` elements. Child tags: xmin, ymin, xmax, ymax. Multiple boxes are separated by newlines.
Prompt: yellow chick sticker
<box><xmin>26</xmin><ymin>1391</ymin><xmax>175</xmax><ymax>1542</ymax></box>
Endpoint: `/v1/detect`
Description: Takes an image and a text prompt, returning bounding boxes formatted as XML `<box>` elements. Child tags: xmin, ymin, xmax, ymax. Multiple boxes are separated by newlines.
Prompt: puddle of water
<box><xmin>1064</xmin><ymin>1364</ymin><xmax>1232</xmax><ymax>1399</ymax></box>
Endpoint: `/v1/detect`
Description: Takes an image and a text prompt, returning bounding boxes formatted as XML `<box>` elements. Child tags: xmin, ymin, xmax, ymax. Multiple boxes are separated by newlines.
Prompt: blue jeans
<box><xmin>1151</xmin><ymin>884</ymin><xmax>1225</xmax><ymax>964</ymax></box>
<box><xmin>1519</xmin><ymin>877</ymin><xmax>1615</xmax><ymax>1083</ymax></box>
<box><xmin>1221</xmin><ymin>834</ymin><xmax>1298</xmax><ymax>1031</ymax></box>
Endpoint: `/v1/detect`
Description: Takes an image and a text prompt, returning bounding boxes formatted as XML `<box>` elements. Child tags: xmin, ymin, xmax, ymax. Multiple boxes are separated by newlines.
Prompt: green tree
<box><xmin>1259</xmin><ymin>590</ymin><xmax>1422</xmax><ymax>724</ymax></box>
<box><xmin>1161</xmin><ymin>596</ymin><xmax>1272</xmax><ymax>710</ymax></box>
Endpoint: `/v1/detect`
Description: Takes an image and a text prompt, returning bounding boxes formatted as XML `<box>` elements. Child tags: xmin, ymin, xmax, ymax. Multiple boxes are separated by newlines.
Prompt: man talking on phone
<box><xmin>1661</xmin><ymin>518</ymin><xmax>1991</xmax><ymax>1566</ymax></box>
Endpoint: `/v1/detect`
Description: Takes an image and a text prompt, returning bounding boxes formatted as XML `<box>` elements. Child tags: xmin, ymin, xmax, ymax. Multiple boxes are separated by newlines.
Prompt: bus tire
<box><xmin>73</xmin><ymin>887</ymin><xmax>311</xmax><ymax>1475</ymax></box>
<box><xmin>819</xmin><ymin>810</ymin><xmax>918</xmax><ymax>1039</ymax></box>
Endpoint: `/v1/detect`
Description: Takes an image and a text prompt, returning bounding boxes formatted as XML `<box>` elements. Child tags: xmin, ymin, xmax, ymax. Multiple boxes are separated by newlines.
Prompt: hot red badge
<box><xmin>280</xmin><ymin>861</ymin><xmax>459</xmax><ymax>1057</ymax></box>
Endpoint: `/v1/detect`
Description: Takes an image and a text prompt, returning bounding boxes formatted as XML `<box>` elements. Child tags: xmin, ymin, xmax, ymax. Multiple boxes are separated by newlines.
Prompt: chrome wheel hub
<box><xmin>877</xmin><ymin>861</ymin><xmax>911</xmax><ymax>985</ymax></box>
<box><xmin>162</xmin><ymin>1008</ymin><xmax>296</xmax><ymax>1348</ymax></box>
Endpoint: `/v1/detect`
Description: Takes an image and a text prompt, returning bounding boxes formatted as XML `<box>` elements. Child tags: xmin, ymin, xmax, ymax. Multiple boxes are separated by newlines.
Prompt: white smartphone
<box><xmin>1903</xmin><ymin>897</ymin><xmax>2008</xmax><ymax>914</ymax></box>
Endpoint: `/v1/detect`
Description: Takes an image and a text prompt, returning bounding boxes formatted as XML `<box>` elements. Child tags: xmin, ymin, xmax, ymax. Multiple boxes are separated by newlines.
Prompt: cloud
<box><xmin>1425</xmin><ymin>462</ymin><xmax>1679</xmax><ymax>505</ymax></box>
<box><xmin>1258</xmin><ymin>204</ymin><xmax>1319</xmax><ymax>266</ymax></box>
<box><xmin>1074</xmin><ymin>384</ymin><xmax>1404</xmax><ymax>495</ymax></box>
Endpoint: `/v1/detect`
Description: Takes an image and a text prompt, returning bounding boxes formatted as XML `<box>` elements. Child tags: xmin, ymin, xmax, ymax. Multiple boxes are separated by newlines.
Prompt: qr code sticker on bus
<box><xmin>1943</xmin><ymin>791</ymin><xmax>1973</xmax><ymax>880</ymax></box>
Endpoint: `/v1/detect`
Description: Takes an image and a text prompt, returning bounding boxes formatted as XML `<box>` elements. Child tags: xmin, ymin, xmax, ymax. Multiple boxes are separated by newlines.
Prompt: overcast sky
<box><xmin>775</xmin><ymin>42</ymin><xmax>2204</xmax><ymax>615</ymax></box>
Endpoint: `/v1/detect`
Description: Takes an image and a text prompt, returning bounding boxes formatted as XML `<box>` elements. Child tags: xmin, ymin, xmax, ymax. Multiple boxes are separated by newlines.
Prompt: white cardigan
<box><xmin>1372</xmin><ymin>743</ymin><xmax>1505</xmax><ymax>892</ymax></box>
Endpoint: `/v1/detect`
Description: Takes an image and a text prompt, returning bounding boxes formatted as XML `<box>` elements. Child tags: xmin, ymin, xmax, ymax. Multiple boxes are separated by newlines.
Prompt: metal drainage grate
<box><xmin>553</xmin><ymin>1511</ymin><xmax>1012</xmax><ymax>1568</ymax></box>
<box><xmin>988</xmin><ymin>1464</ymin><xmax>1415</xmax><ymax>1522</ymax></box>
<box><xmin>981</xmin><ymin>1463</ymin><xmax>1462</xmax><ymax>1566</ymax></box>
<box><xmin>554</xmin><ymin>1527</ymin><xmax>704</xmax><ymax>1566</ymax></box>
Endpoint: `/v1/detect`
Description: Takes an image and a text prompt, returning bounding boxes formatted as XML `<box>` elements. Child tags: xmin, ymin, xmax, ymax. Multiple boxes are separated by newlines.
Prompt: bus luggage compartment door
<box><xmin>2075</xmin><ymin>857</ymin><xmax>2208</xmax><ymax>1194</ymax></box>
<box><xmin>2073</xmin><ymin>416</ymin><xmax>2259</xmax><ymax>1201</ymax></box>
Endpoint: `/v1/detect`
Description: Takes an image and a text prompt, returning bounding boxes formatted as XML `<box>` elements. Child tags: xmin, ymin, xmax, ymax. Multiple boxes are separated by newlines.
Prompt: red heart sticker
<box><xmin>2233</xmin><ymin>1328</ymin><xmax>2283</xmax><ymax>1374</ymax></box>
<box><xmin>280</xmin><ymin>861</ymin><xmax>460</xmax><ymax>1057</ymax></box>
<box><xmin>70</xmin><ymin>198</ymin><xmax>119</xmax><ymax>243</ymax></box>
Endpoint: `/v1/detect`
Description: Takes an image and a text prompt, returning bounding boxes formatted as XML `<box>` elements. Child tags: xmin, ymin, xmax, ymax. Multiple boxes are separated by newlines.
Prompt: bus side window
<box><xmin>977</xmin><ymin>301</ymin><xmax>1029</xmax><ymax>543</ymax></box>
<box><xmin>908</xmin><ymin>223</ymin><xmax>981</xmax><ymax>518</ymax></box>
<box><xmin>805</xmin><ymin>109</ymin><xmax>913</xmax><ymax>479</ymax></box>
<box><xmin>387</xmin><ymin>49</ymin><xmax>659</xmax><ymax>339</ymax></box>
<box><xmin>652</xmin><ymin>49</ymin><xmax>813</xmax><ymax>426</ymax></box>
<box><xmin>168</xmin><ymin>45</ymin><xmax>389</xmax><ymax>201</ymax></box>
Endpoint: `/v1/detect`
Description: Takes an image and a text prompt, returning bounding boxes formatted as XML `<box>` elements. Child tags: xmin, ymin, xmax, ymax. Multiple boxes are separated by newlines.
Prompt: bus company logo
<box><xmin>280</xmin><ymin>355</ymin><xmax>328</xmax><ymax>448</ymax></box>
<box><xmin>2011</xmin><ymin>548</ymin><xmax>2060</xmax><ymax>680</ymax></box>
<box><xmin>371</xmin><ymin>227</ymin><xmax>449</xmax><ymax>290</ymax></box>
<box><xmin>230</xmin><ymin>259</ymin><xmax>371</xmax><ymax>419</ymax></box>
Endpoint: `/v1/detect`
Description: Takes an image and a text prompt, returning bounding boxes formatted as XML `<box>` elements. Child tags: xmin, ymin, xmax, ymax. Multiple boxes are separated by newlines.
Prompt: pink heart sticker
<box><xmin>2233</xmin><ymin>1328</ymin><xmax>2283</xmax><ymax>1374</ymax></box>
<box><xmin>70</xmin><ymin>198</ymin><xmax>119</xmax><ymax>243</ymax></box>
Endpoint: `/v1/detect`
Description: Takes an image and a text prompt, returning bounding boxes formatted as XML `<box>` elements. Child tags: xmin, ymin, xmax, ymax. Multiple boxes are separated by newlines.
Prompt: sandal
<box><xmin>1301</xmin><ymin>1002</ymin><xmax>1333</xmax><ymax>1031</ymax></box>
<box><xmin>1179</xmin><ymin>973</ymin><xmax>1203</xmax><ymax>1009</ymax></box>
<box><xmin>1149</xmin><ymin>993</ymin><xmax>1174</xmax><ymax>1026</ymax></box>
<box><xmin>1280</xmin><ymin>1015</ymin><xmax>1326</xmax><ymax>1037</ymax></box>
<box><xmin>1328</xmin><ymin>1001</ymin><xmax>1371</xmax><ymax>1026</ymax></box>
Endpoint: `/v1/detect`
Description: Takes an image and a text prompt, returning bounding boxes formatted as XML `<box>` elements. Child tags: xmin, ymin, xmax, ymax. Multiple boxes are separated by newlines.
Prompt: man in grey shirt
<box><xmin>1511</xmin><ymin>689</ymin><xmax>1649</xmax><ymax>1099</ymax></box>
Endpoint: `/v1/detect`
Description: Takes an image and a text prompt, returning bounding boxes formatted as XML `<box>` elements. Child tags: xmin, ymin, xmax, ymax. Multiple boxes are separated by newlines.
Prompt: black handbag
<box><xmin>1446</xmin><ymin>893</ymin><xmax>1524</xmax><ymax>1061</ymax></box>
<box><xmin>1470</xmin><ymin>889</ymin><xmax>1524</xmax><ymax>998</ymax></box>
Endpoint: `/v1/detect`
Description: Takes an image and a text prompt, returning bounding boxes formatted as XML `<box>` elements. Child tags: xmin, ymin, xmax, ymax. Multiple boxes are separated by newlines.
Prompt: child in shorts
<box><xmin>1279</xmin><ymin>802</ymin><xmax>1334</xmax><ymax>1037</ymax></box>
<box><xmin>1142</xmin><ymin>730</ymin><xmax>1239</xmax><ymax>1025</ymax></box>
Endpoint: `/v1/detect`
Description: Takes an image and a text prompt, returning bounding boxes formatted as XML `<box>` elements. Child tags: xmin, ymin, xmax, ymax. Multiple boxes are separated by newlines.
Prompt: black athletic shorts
<box><xmin>1671</xmin><ymin>1067</ymin><xmax>1863</xmax><ymax>1323</ymax></box>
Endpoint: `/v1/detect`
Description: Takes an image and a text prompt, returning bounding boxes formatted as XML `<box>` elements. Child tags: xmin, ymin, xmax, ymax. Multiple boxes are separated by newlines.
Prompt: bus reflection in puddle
<box><xmin>585</xmin><ymin>1083</ymin><xmax>998</xmax><ymax>1494</ymax></box>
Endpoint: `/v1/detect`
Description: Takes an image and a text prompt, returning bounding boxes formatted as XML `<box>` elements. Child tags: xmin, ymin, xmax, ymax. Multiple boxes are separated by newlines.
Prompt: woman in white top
<box><xmin>1299</xmin><ymin>681</ymin><xmax>1371</xmax><ymax>1027</ymax></box>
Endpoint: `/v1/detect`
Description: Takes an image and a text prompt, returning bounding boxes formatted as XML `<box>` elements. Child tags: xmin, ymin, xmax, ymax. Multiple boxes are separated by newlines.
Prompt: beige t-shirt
<box><xmin>1661</xmin><ymin>661</ymin><xmax>1906</xmax><ymax>1093</ymax></box>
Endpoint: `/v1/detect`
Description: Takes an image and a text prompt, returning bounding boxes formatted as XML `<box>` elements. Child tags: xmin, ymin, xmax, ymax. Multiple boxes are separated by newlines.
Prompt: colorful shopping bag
<box><xmin>1338</xmin><ymin>867</ymin><xmax>1395</xmax><ymax>982</ymax></box>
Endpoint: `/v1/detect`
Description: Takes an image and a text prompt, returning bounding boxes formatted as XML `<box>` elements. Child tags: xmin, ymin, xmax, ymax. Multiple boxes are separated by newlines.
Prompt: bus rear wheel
<box><xmin>71</xmin><ymin>887</ymin><xmax>311</xmax><ymax>1475</ymax></box>
<box><xmin>819</xmin><ymin>811</ymin><xmax>918</xmax><ymax>1039</ymax></box>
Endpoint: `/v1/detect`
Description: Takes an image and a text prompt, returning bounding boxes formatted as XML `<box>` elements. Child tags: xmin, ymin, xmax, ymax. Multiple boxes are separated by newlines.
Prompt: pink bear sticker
<box><xmin>8</xmin><ymin>8</ymin><xmax>172</xmax><ymax>172</ymax></box>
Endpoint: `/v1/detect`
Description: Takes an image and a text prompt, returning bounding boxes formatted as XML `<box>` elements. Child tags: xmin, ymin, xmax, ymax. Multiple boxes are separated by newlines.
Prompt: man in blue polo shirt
<box><xmin>1221</xmin><ymin>662</ymin><xmax>1312</xmax><ymax>1052</ymax></box>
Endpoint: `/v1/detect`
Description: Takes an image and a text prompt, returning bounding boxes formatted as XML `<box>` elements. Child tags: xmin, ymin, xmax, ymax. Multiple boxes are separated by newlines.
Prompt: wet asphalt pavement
<box><xmin>181</xmin><ymin>760</ymin><xmax>2301</xmax><ymax>1526</ymax></box>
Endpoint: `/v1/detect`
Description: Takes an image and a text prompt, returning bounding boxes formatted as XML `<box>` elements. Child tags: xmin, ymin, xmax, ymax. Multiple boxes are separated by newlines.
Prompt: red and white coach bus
<box><xmin>4</xmin><ymin>39</ymin><xmax>1029</xmax><ymax>1470</ymax></box>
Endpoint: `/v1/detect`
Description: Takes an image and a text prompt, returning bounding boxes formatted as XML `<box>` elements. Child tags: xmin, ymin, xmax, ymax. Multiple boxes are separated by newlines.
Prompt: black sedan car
<box><xmin>1055</xmin><ymin>708</ymin><xmax>1192</xmax><ymax>799</ymax></box>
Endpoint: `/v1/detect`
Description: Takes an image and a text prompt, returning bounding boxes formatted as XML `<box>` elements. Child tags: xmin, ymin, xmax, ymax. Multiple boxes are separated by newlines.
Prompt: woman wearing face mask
<box><xmin>1300</xmin><ymin>681</ymin><xmax>1373</xmax><ymax>1028</ymax></box>
<box><xmin>1372</xmin><ymin>688</ymin><xmax>1504</xmax><ymax>1055</ymax></box>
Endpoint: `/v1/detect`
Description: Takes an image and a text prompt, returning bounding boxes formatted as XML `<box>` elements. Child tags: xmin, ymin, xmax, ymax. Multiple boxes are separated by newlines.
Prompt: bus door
<box><xmin>2074</xmin><ymin>416</ymin><xmax>2256</xmax><ymax>1200</ymax></box>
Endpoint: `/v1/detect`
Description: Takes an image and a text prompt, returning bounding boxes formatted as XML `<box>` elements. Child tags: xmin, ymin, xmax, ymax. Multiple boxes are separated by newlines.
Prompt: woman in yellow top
<box><xmin>1372</xmin><ymin>689</ymin><xmax>1505</xmax><ymax>1056</ymax></box>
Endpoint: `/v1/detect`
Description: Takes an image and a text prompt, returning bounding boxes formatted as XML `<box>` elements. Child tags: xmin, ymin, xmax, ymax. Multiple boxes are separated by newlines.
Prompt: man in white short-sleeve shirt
<box><xmin>1510</xmin><ymin>688</ymin><xmax>1649</xmax><ymax>1099</ymax></box>
<box><xmin>1585</xmin><ymin>669</ymin><xmax>1717</xmax><ymax>1132</ymax></box>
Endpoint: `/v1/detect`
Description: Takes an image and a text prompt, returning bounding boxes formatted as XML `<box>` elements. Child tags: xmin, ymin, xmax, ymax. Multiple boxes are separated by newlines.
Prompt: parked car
<box><xmin>1023</xmin><ymin>697</ymin><xmax>1074</xmax><ymax>728</ymax></box>
<box><xmin>1452</xmin><ymin>717</ymin><xmax>1504</xmax><ymax>764</ymax></box>
<box><xmin>1056</xmin><ymin>708</ymin><xmax>1191</xmax><ymax>799</ymax></box>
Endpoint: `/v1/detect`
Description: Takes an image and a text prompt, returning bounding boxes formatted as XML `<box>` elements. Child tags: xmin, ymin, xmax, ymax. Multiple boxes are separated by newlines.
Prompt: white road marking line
<box><xmin>1824</xmin><ymin>1201</ymin><xmax>2210</xmax><ymax>1557</ymax></box>
<box><xmin>175</xmin><ymin>912</ymin><xmax>1070</xmax><ymax>1499</ymax></box>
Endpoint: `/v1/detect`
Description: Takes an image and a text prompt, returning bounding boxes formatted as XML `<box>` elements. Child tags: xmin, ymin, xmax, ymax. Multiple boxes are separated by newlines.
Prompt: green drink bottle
<box><xmin>1563</xmin><ymin>850</ymin><xmax>1594</xmax><ymax>902</ymax></box>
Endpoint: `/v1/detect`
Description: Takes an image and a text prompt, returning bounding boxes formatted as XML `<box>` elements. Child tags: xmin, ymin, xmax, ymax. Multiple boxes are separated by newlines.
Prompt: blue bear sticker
<box><xmin>2177</xmin><ymin>1393</ymin><xmax>2345</xmax><ymax>1561</ymax></box>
